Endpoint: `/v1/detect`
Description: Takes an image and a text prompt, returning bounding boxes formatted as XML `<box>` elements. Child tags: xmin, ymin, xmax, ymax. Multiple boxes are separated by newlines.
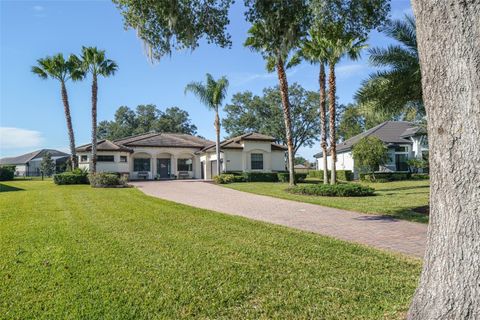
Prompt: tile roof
<box><xmin>76</xmin><ymin>140</ymin><xmax>133</xmax><ymax>152</ymax></box>
<box><xmin>76</xmin><ymin>132</ymin><xmax>214</xmax><ymax>152</ymax></box>
<box><xmin>201</xmin><ymin>132</ymin><xmax>286</xmax><ymax>152</ymax></box>
<box><xmin>0</xmin><ymin>149</ymin><xmax>70</xmax><ymax>165</ymax></box>
<box><xmin>314</xmin><ymin>121</ymin><xmax>423</xmax><ymax>158</ymax></box>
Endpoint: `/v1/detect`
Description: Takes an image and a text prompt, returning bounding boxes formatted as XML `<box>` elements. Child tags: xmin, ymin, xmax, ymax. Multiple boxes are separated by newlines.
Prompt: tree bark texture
<box><xmin>408</xmin><ymin>1</ymin><xmax>480</xmax><ymax>319</ymax></box>
<box><xmin>60</xmin><ymin>81</ymin><xmax>77</xmax><ymax>170</ymax></box>
<box><xmin>214</xmin><ymin>111</ymin><xmax>221</xmax><ymax>175</ymax></box>
<box><xmin>90</xmin><ymin>73</ymin><xmax>98</xmax><ymax>173</ymax></box>
<box><xmin>328</xmin><ymin>63</ymin><xmax>337</xmax><ymax>184</ymax></box>
<box><xmin>319</xmin><ymin>63</ymin><xmax>328</xmax><ymax>184</ymax></box>
<box><xmin>277</xmin><ymin>59</ymin><xmax>296</xmax><ymax>186</ymax></box>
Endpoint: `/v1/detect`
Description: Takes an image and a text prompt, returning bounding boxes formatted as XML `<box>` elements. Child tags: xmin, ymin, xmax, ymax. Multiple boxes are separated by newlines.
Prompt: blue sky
<box><xmin>0</xmin><ymin>0</ymin><xmax>412</xmax><ymax>160</ymax></box>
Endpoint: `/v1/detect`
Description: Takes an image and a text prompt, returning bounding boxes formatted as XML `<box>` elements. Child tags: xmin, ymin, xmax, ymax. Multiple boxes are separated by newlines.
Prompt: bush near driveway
<box><xmin>242</xmin><ymin>172</ymin><xmax>279</xmax><ymax>182</ymax></box>
<box><xmin>213</xmin><ymin>174</ymin><xmax>237</xmax><ymax>184</ymax></box>
<box><xmin>0</xmin><ymin>166</ymin><xmax>15</xmax><ymax>181</ymax></box>
<box><xmin>287</xmin><ymin>183</ymin><xmax>375</xmax><ymax>197</ymax></box>
<box><xmin>89</xmin><ymin>172</ymin><xmax>128</xmax><ymax>188</ymax></box>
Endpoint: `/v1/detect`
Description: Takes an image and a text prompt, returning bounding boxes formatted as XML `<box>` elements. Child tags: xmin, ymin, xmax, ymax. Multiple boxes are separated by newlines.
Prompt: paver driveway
<box><xmin>131</xmin><ymin>180</ymin><xmax>427</xmax><ymax>258</ymax></box>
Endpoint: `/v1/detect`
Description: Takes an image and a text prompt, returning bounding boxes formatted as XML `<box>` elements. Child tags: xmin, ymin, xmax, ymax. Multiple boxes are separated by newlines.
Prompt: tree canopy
<box><xmin>352</xmin><ymin>136</ymin><xmax>388</xmax><ymax>176</ymax></box>
<box><xmin>97</xmin><ymin>105</ymin><xmax>197</xmax><ymax>140</ymax></box>
<box><xmin>112</xmin><ymin>0</ymin><xmax>233</xmax><ymax>61</ymax></box>
<box><xmin>223</xmin><ymin>83</ymin><xmax>320</xmax><ymax>156</ymax></box>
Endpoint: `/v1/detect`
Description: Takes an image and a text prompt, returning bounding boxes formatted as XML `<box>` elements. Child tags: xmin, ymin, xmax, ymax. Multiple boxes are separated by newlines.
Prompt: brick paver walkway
<box><xmin>131</xmin><ymin>180</ymin><xmax>427</xmax><ymax>258</ymax></box>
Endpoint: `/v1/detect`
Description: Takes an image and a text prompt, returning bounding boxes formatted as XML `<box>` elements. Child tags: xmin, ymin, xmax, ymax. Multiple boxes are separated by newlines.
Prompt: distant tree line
<box><xmin>97</xmin><ymin>105</ymin><xmax>198</xmax><ymax>140</ymax></box>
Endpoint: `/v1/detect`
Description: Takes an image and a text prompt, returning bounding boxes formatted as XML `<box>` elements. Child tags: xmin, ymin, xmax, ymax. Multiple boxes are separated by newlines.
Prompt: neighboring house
<box><xmin>76</xmin><ymin>132</ymin><xmax>287</xmax><ymax>180</ymax></box>
<box><xmin>0</xmin><ymin>149</ymin><xmax>70</xmax><ymax>177</ymax></box>
<box><xmin>315</xmin><ymin>121</ymin><xmax>428</xmax><ymax>177</ymax></box>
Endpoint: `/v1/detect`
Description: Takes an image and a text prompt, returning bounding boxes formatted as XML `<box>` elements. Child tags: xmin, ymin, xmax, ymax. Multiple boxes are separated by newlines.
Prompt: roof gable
<box><xmin>315</xmin><ymin>121</ymin><xmax>424</xmax><ymax>157</ymax></box>
<box><xmin>0</xmin><ymin>149</ymin><xmax>70</xmax><ymax>165</ymax></box>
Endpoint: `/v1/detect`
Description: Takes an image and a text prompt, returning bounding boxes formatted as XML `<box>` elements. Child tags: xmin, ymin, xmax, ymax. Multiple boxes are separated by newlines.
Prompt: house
<box><xmin>0</xmin><ymin>149</ymin><xmax>70</xmax><ymax>176</ymax></box>
<box><xmin>76</xmin><ymin>132</ymin><xmax>287</xmax><ymax>180</ymax></box>
<box><xmin>314</xmin><ymin>121</ymin><xmax>428</xmax><ymax>177</ymax></box>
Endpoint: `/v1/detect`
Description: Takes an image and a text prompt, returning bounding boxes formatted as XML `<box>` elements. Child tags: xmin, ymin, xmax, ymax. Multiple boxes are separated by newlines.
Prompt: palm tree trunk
<box><xmin>319</xmin><ymin>63</ymin><xmax>328</xmax><ymax>184</ymax></box>
<box><xmin>60</xmin><ymin>80</ymin><xmax>77</xmax><ymax>170</ymax></box>
<box><xmin>328</xmin><ymin>63</ymin><xmax>337</xmax><ymax>185</ymax></box>
<box><xmin>214</xmin><ymin>110</ymin><xmax>221</xmax><ymax>175</ymax></box>
<box><xmin>91</xmin><ymin>73</ymin><xmax>98</xmax><ymax>173</ymax></box>
<box><xmin>276</xmin><ymin>58</ymin><xmax>295</xmax><ymax>186</ymax></box>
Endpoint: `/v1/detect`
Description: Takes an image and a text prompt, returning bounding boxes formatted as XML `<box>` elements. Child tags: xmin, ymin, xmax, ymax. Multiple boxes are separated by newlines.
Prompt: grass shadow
<box><xmin>379</xmin><ymin>185</ymin><xmax>429</xmax><ymax>192</ymax></box>
<box><xmin>0</xmin><ymin>183</ymin><xmax>24</xmax><ymax>193</ymax></box>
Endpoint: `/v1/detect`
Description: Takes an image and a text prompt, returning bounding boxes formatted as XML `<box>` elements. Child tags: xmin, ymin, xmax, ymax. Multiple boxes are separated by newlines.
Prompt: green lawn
<box><xmin>223</xmin><ymin>180</ymin><xmax>430</xmax><ymax>223</ymax></box>
<box><xmin>1</xmin><ymin>181</ymin><xmax>420</xmax><ymax>319</ymax></box>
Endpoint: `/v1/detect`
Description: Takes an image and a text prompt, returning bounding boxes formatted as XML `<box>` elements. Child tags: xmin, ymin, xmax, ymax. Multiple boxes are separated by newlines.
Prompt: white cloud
<box><xmin>0</xmin><ymin>127</ymin><xmax>44</xmax><ymax>149</ymax></box>
<box><xmin>336</xmin><ymin>64</ymin><xmax>367</xmax><ymax>77</ymax></box>
<box><xmin>33</xmin><ymin>5</ymin><xmax>44</xmax><ymax>11</ymax></box>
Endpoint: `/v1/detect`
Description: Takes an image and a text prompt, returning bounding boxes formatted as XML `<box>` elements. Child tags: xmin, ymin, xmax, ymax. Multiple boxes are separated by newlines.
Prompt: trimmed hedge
<box><xmin>242</xmin><ymin>172</ymin><xmax>279</xmax><ymax>182</ymax></box>
<box><xmin>360</xmin><ymin>172</ymin><xmax>411</xmax><ymax>182</ymax></box>
<box><xmin>411</xmin><ymin>173</ymin><xmax>430</xmax><ymax>180</ymax></box>
<box><xmin>89</xmin><ymin>173</ymin><xmax>127</xmax><ymax>188</ymax></box>
<box><xmin>308</xmin><ymin>170</ymin><xmax>353</xmax><ymax>181</ymax></box>
<box><xmin>277</xmin><ymin>172</ymin><xmax>308</xmax><ymax>183</ymax></box>
<box><xmin>53</xmin><ymin>171</ymin><xmax>89</xmax><ymax>185</ymax></box>
<box><xmin>0</xmin><ymin>166</ymin><xmax>15</xmax><ymax>181</ymax></box>
<box><xmin>287</xmin><ymin>183</ymin><xmax>375</xmax><ymax>197</ymax></box>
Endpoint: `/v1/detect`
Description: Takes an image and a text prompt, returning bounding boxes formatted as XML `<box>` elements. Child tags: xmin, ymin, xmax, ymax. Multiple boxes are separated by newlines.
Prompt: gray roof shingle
<box><xmin>314</xmin><ymin>121</ymin><xmax>423</xmax><ymax>158</ymax></box>
<box><xmin>201</xmin><ymin>132</ymin><xmax>286</xmax><ymax>152</ymax></box>
<box><xmin>0</xmin><ymin>149</ymin><xmax>70</xmax><ymax>165</ymax></box>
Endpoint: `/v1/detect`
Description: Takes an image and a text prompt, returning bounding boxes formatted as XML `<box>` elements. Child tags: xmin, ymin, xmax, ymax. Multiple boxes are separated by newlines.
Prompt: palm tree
<box><xmin>32</xmin><ymin>54</ymin><xmax>84</xmax><ymax>169</ymax></box>
<box><xmin>81</xmin><ymin>47</ymin><xmax>118</xmax><ymax>173</ymax></box>
<box><xmin>317</xmin><ymin>27</ymin><xmax>366</xmax><ymax>184</ymax></box>
<box><xmin>244</xmin><ymin>0</ymin><xmax>310</xmax><ymax>186</ymax></box>
<box><xmin>293</xmin><ymin>27</ymin><xmax>331</xmax><ymax>184</ymax></box>
<box><xmin>185</xmin><ymin>74</ymin><xmax>229</xmax><ymax>176</ymax></box>
<box><xmin>355</xmin><ymin>15</ymin><xmax>422</xmax><ymax>120</ymax></box>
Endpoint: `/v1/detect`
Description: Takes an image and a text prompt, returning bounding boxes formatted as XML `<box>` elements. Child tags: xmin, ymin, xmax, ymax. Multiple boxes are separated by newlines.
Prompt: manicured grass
<box><xmin>0</xmin><ymin>181</ymin><xmax>420</xmax><ymax>319</ymax></box>
<box><xmin>223</xmin><ymin>180</ymin><xmax>430</xmax><ymax>223</ymax></box>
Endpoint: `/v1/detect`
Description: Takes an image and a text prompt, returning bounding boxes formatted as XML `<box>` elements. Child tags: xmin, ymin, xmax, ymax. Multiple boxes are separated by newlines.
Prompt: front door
<box><xmin>157</xmin><ymin>159</ymin><xmax>171</xmax><ymax>179</ymax></box>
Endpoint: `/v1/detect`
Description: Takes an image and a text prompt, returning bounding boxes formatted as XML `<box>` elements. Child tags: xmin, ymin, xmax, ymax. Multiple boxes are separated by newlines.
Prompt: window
<box><xmin>395</xmin><ymin>154</ymin><xmax>409</xmax><ymax>171</ymax></box>
<box><xmin>134</xmin><ymin>158</ymin><xmax>150</xmax><ymax>171</ymax></box>
<box><xmin>394</xmin><ymin>145</ymin><xmax>408</xmax><ymax>152</ymax></box>
<box><xmin>177</xmin><ymin>159</ymin><xmax>192</xmax><ymax>171</ymax></box>
<box><xmin>80</xmin><ymin>155</ymin><xmax>88</xmax><ymax>162</ymax></box>
<box><xmin>120</xmin><ymin>156</ymin><xmax>127</xmax><ymax>163</ymax></box>
<box><xmin>97</xmin><ymin>155</ymin><xmax>114</xmax><ymax>162</ymax></box>
<box><xmin>251</xmin><ymin>153</ymin><xmax>263</xmax><ymax>170</ymax></box>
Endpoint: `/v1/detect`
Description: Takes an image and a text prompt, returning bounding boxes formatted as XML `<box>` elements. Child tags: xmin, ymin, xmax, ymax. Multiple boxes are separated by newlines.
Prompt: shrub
<box><xmin>233</xmin><ymin>175</ymin><xmax>246</xmax><ymax>183</ymax></box>
<box><xmin>0</xmin><ymin>166</ymin><xmax>15</xmax><ymax>181</ymax></box>
<box><xmin>287</xmin><ymin>183</ymin><xmax>375</xmax><ymax>197</ymax></box>
<box><xmin>213</xmin><ymin>174</ymin><xmax>236</xmax><ymax>184</ymax></box>
<box><xmin>242</xmin><ymin>172</ymin><xmax>279</xmax><ymax>182</ymax></box>
<box><xmin>411</xmin><ymin>173</ymin><xmax>430</xmax><ymax>180</ymax></box>
<box><xmin>53</xmin><ymin>170</ymin><xmax>89</xmax><ymax>185</ymax></box>
<box><xmin>225</xmin><ymin>171</ymin><xmax>244</xmax><ymax>176</ymax></box>
<box><xmin>308</xmin><ymin>170</ymin><xmax>353</xmax><ymax>181</ymax></box>
<box><xmin>89</xmin><ymin>172</ymin><xmax>127</xmax><ymax>188</ymax></box>
<box><xmin>277</xmin><ymin>172</ymin><xmax>308</xmax><ymax>183</ymax></box>
<box><xmin>359</xmin><ymin>172</ymin><xmax>411</xmax><ymax>182</ymax></box>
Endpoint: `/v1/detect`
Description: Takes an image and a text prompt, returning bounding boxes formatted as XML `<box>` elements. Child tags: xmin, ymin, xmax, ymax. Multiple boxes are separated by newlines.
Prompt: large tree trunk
<box><xmin>276</xmin><ymin>58</ymin><xmax>295</xmax><ymax>186</ymax></box>
<box><xmin>319</xmin><ymin>63</ymin><xmax>328</xmax><ymax>184</ymax></box>
<box><xmin>90</xmin><ymin>73</ymin><xmax>98</xmax><ymax>173</ymax></box>
<box><xmin>60</xmin><ymin>80</ymin><xmax>77</xmax><ymax>170</ymax></box>
<box><xmin>328</xmin><ymin>63</ymin><xmax>337</xmax><ymax>184</ymax></box>
<box><xmin>408</xmin><ymin>1</ymin><xmax>480</xmax><ymax>319</ymax></box>
<box><xmin>214</xmin><ymin>110</ymin><xmax>221</xmax><ymax>175</ymax></box>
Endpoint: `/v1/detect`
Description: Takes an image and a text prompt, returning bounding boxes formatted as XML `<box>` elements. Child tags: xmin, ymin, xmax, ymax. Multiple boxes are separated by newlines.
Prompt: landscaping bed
<box><xmin>287</xmin><ymin>183</ymin><xmax>375</xmax><ymax>197</ymax></box>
